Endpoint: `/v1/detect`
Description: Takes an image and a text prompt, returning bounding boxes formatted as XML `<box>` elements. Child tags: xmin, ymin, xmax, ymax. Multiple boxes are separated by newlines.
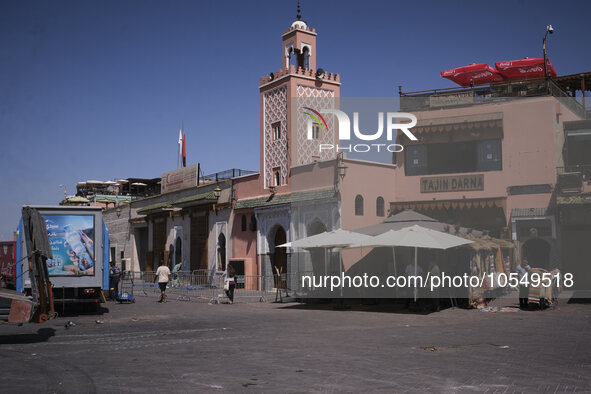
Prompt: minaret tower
<box><xmin>259</xmin><ymin>4</ymin><xmax>341</xmax><ymax>190</ymax></box>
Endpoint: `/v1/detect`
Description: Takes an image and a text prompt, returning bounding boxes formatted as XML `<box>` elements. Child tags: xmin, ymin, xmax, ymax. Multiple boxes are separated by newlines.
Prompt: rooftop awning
<box><xmin>234</xmin><ymin>189</ymin><xmax>336</xmax><ymax>210</ymax></box>
<box><xmin>391</xmin><ymin>197</ymin><xmax>505</xmax><ymax>212</ymax></box>
<box><xmin>136</xmin><ymin>201</ymin><xmax>173</xmax><ymax>214</ymax></box>
<box><xmin>65</xmin><ymin>196</ymin><xmax>90</xmax><ymax>203</ymax></box>
<box><xmin>565</xmin><ymin>120</ymin><xmax>591</xmax><ymax>137</ymax></box>
<box><xmin>172</xmin><ymin>191</ymin><xmax>217</xmax><ymax>207</ymax></box>
<box><xmin>510</xmin><ymin>207</ymin><xmax>550</xmax><ymax>218</ymax></box>
<box><xmin>136</xmin><ymin>191</ymin><xmax>218</xmax><ymax>214</ymax></box>
<box><xmin>413</xmin><ymin>112</ymin><xmax>503</xmax><ymax>135</ymax></box>
<box><xmin>555</xmin><ymin>72</ymin><xmax>591</xmax><ymax>93</ymax></box>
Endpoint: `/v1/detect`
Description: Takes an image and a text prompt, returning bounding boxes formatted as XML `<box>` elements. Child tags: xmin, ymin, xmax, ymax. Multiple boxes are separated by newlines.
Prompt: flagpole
<box><xmin>177</xmin><ymin>124</ymin><xmax>180</xmax><ymax>169</ymax></box>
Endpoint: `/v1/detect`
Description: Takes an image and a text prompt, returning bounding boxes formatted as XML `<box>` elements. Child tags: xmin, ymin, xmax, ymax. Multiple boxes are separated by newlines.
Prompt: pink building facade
<box><xmin>393</xmin><ymin>85</ymin><xmax>586</xmax><ymax>271</ymax></box>
<box><xmin>121</xmin><ymin>13</ymin><xmax>588</xmax><ymax>287</ymax></box>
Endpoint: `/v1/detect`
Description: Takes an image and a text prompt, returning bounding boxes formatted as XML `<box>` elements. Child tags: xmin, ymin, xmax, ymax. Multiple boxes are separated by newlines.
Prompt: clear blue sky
<box><xmin>1</xmin><ymin>0</ymin><xmax>589</xmax><ymax>239</ymax></box>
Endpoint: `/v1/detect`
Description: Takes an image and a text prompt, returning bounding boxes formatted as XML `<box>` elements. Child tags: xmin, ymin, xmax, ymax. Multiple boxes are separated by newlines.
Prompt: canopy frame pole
<box><xmin>413</xmin><ymin>247</ymin><xmax>418</xmax><ymax>302</ymax></box>
<box><xmin>340</xmin><ymin>248</ymin><xmax>344</xmax><ymax>298</ymax></box>
<box><xmin>391</xmin><ymin>247</ymin><xmax>398</xmax><ymax>298</ymax></box>
<box><xmin>324</xmin><ymin>247</ymin><xmax>328</xmax><ymax>277</ymax></box>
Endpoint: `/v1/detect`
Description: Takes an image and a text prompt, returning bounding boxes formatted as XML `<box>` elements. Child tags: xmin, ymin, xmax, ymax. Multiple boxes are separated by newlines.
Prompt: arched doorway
<box><xmin>272</xmin><ymin>226</ymin><xmax>287</xmax><ymax>279</ymax></box>
<box><xmin>522</xmin><ymin>238</ymin><xmax>551</xmax><ymax>269</ymax></box>
<box><xmin>307</xmin><ymin>221</ymin><xmax>327</xmax><ymax>275</ymax></box>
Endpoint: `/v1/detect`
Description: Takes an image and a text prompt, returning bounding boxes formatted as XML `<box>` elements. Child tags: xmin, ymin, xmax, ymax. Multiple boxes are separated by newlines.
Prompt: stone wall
<box><xmin>103</xmin><ymin>204</ymin><xmax>133</xmax><ymax>271</ymax></box>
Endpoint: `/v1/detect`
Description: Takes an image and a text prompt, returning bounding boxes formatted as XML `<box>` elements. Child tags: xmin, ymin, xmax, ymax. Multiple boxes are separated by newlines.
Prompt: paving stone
<box><xmin>0</xmin><ymin>297</ymin><xmax>590</xmax><ymax>392</ymax></box>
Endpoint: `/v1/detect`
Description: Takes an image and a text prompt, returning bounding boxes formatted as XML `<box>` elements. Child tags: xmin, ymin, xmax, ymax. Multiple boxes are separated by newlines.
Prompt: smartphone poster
<box><xmin>42</xmin><ymin>214</ymin><xmax>95</xmax><ymax>276</ymax></box>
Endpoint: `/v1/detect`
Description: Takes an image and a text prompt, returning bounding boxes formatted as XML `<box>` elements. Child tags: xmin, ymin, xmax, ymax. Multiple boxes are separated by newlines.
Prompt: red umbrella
<box><xmin>441</xmin><ymin>63</ymin><xmax>505</xmax><ymax>87</ymax></box>
<box><xmin>494</xmin><ymin>58</ymin><xmax>557</xmax><ymax>79</ymax></box>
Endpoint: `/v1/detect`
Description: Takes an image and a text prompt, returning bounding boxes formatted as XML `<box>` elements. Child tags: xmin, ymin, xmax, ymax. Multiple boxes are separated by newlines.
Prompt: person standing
<box><xmin>154</xmin><ymin>260</ymin><xmax>172</xmax><ymax>303</ymax></box>
<box><xmin>224</xmin><ymin>264</ymin><xmax>236</xmax><ymax>304</ymax></box>
<box><xmin>172</xmin><ymin>261</ymin><xmax>183</xmax><ymax>287</ymax></box>
<box><xmin>109</xmin><ymin>261</ymin><xmax>121</xmax><ymax>301</ymax></box>
<box><xmin>516</xmin><ymin>259</ymin><xmax>531</xmax><ymax>309</ymax></box>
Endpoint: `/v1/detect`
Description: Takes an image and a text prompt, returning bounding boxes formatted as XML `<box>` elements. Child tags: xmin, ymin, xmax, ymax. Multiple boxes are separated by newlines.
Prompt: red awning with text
<box><xmin>441</xmin><ymin>63</ymin><xmax>505</xmax><ymax>87</ymax></box>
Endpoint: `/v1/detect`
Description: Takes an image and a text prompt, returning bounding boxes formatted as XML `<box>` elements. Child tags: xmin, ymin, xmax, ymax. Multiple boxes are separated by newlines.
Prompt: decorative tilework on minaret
<box><xmin>263</xmin><ymin>86</ymin><xmax>288</xmax><ymax>188</ymax></box>
<box><xmin>295</xmin><ymin>85</ymin><xmax>336</xmax><ymax>165</ymax></box>
<box><xmin>259</xmin><ymin>12</ymin><xmax>341</xmax><ymax>189</ymax></box>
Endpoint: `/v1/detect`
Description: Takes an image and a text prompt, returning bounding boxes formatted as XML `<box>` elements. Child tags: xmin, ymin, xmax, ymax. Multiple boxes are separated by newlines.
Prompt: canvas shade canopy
<box><xmin>64</xmin><ymin>196</ymin><xmax>90</xmax><ymax>204</ymax></box>
<box><xmin>495</xmin><ymin>58</ymin><xmax>557</xmax><ymax>79</ymax></box>
<box><xmin>278</xmin><ymin>229</ymin><xmax>373</xmax><ymax>280</ymax></box>
<box><xmin>351</xmin><ymin>225</ymin><xmax>474</xmax><ymax>301</ymax></box>
<box><xmin>441</xmin><ymin>63</ymin><xmax>505</xmax><ymax>87</ymax></box>
<box><xmin>355</xmin><ymin>209</ymin><xmax>483</xmax><ymax>237</ymax></box>
<box><xmin>361</xmin><ymin>225</ymin><xmax>474</xmax><ymax>250</ymax></box>
<box><xmin>278</xmin><ymin>229</ymin><xmax>372</xmax><ymax>249</ymax></box>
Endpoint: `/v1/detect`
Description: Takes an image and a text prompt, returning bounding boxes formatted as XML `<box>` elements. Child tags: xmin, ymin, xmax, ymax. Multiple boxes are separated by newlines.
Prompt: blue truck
<box><xmin>15</xmin><ymin>206</ymin><xmax>109</xmax><ymax>310</ymax></box>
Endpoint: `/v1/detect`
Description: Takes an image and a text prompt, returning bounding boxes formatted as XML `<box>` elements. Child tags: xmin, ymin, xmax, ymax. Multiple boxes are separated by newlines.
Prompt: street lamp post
<box><xmin>213</xmin><ymin>185</ymin><xmax>222</xmax><ymax>213</ymax></box>
<box><xmin>334</xmin><ymin>152</ymin><xmax>348</xmax><ymax>192</ymax></box>
<box><xmin>543</xmin><ymin>24</ymin><xmax>554</xmax><ymax>93</ymax></box>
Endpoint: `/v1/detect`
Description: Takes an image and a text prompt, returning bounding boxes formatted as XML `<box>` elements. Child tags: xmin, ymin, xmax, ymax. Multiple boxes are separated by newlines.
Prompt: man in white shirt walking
<box><xmin>154</xmin><ymin>260</ymin><xmax>172</xmax><ymax>303</ymax></box>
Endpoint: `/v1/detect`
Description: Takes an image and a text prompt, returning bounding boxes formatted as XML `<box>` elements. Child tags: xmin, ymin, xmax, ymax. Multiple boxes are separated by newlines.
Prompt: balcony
<box><xmin>556</xmin><ymin>165</ymin><xmax>591</xmax><ymax>194</ymax></box>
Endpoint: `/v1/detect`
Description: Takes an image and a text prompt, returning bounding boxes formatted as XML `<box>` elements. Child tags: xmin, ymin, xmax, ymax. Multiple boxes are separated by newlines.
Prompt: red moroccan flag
<box><xmin>182</xmin><ymin>133</ymin><xmax>186</xmax><ymax>167</ymax></box>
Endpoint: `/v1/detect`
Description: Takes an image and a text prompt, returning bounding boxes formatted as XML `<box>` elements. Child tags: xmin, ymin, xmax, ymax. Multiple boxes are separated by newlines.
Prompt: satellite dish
<box><xmin>269</xmin><ymin>72</ymin><xmax>275</xmax><ymax>81</ymax></box>
<box><xmin>316</xmin><ymin>68</ymin><xmax>325</xmax><ymax>79</ymax></box>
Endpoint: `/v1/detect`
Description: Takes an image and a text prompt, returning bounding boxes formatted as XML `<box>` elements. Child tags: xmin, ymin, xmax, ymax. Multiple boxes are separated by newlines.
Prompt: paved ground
<box><xmin>0</xmin><ymin>293</ymin><xmax>590</xmax><ymax>393</ymax></box>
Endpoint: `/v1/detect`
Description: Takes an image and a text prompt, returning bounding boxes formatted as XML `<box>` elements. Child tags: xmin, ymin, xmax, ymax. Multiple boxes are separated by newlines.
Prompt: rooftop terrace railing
<box><xmin>557</xmin><ymin>164</ymin><xmax>591</xmax><ymax>181</ymax></box>
<box><xmin>201</xmin><ymin>168</ymin><xmax>257</xmax><ymax>183</ymax></box>
<box><xmin>399</xmin><ymin>79</ymin><xmax>586</xmax><ymax>118</ymax></box>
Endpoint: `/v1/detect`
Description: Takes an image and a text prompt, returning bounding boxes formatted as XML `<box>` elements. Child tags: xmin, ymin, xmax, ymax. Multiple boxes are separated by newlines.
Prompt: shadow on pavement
<box><xmin>53</xmin><ymin>303</ymin><xmax>110</xmax><ymax>317</ymax></box>
<box><xmin>0</xmin><ymin>327</ymin><xmax>56</xmax><ymax>344</ymax></box>
<box><xmin>278</xmin><ymin>299</ymin><xmax>456</xmax><ymax>315</ymax></box>
<box><xmin>568</xmin><ymin>291</ymin><xmax>591</xmax><ymax>304</ymax></box>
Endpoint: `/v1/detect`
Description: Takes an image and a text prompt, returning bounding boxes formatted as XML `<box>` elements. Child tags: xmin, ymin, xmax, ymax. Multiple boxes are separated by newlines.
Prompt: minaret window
<box><xmin>288</xmin><ymin>47</ymin><xmax>297</xmax><ymax>68</ymax></box>
<box><xmin>274</xmin><ymin>168</ymin><xmax>281</xmax><ymax>186</ymax></box>
<box><xmin>272</xmin><ymin>122</ymin><xmax>281</xmax><ymax>140</ymax></box>
<box><xmin>299</xmin><ymin>47</ymin><xmax>310</xmax><ymax>70</ymax></box>
<box><xmin>312</xmin><ymin>123</ymin><xmax>320</xmax><ymax>139</ymax></box>
<box><xmin>286</xmin><ymin>46</ymin><xmax>310</xmax><ymax>70</ymax></box>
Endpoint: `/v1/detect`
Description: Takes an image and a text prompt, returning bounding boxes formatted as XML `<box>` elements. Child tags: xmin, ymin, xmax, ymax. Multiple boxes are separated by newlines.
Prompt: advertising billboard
<box><xmin>161</xmin><ymin>164</ymin><xmax>199</xmax><ymax>194</ymax></box>
<box><xmin>42</xmin><ymin>214</ymin><xmax>95</xmax><ymax>276</ymax></box>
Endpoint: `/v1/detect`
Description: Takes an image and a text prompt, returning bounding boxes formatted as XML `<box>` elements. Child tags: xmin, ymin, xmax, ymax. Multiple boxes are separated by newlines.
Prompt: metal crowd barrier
<box><xmin>128</xmin><ymin>271</ymin><xmax>314</xmax><ymax>303</ymax></box>
<box><xmin>128</xmin><ymin>271</ymin><xmax>159</xmax><ymax>296</ymax></box>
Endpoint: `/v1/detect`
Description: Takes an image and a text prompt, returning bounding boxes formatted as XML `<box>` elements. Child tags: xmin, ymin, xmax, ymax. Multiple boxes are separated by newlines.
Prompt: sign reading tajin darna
<box><xmin>420</xmin><ymin>174</ymin><xmax>484</xmax><ymax>193</ymax></box>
